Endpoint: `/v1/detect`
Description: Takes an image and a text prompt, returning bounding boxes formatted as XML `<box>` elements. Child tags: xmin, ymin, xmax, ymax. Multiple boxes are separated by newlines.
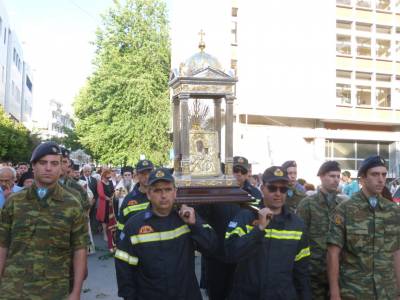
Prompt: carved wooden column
<box><xmin>225</xmin><ymin>95</ymin><xmax>235</xmax><ymax>175</ymax></box>
<box><xmin>214</xmin><ymin>98</ymin><xmax>222</xmax><ymax>158</ymax></box>
<box><xmin>173</xmin><ymin>97</ymin><xmax>181</xmax><ymax>173</ymax></box>
<box><xmin>179</xmin><ymin>94</ymin><xmax>190</xmax><ymax>176</ymax></box>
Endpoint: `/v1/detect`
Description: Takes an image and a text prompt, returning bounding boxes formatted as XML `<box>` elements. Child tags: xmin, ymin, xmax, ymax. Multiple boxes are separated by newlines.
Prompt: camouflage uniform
<box><xmin>297</xmin><ymin>190</ymin><xmax>347</xmax><ymax>299</ymax></box>
<box><xmin>60</xmin><ymin>176</ymin><xmax>91</xmax><ymax>211</ymax></box>
<box><xmin>286</xmin><ymin>185</ymin><xmax>306</xmax><ymax>213</ymax></box>
<box><xmin>327</xmin><ymin>191</ymin><xmax>400</xmax><ymax>299</ymax></box>
<box><xmin>0</xmin><ymin>183</ymin><xmax>88</xmax><ymax>299</ymax></box>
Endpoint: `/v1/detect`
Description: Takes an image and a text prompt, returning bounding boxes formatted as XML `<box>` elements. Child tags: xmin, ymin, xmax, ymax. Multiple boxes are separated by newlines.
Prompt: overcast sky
<box><xmin>3</xmin><ymin>0</ymin><xmax>122</xmax><ymax>125</ymax></box>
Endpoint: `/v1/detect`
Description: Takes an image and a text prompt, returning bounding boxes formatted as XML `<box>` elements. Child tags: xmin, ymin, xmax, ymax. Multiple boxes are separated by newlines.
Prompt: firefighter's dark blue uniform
<box><xmin>117</xmin><ymin>183</ymin><xmax>149</xmax><ymax>235</ymax></box>
<box><xmin>115</xmin><ymin>207</ymin><xmax>217</xmax><ymax>300</ymax></box>
<box><xmin>225</xmin><ymin>205</ymin><xmax>311</xmax><ymax>300</ymax></box>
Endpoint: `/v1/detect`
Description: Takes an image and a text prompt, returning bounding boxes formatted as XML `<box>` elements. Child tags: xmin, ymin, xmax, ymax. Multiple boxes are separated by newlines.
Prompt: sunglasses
<box><xmin>266</xmin><ymin>185</ymin><xmax>288</xmax><ymax>193</ymax></box>
<box><xmin>233</xmin><ymin>166</ymin><xmax>247</xmax><ymax>174</ymax></box>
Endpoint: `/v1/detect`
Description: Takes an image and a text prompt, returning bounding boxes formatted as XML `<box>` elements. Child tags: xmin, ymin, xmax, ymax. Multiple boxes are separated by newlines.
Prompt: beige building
<box><xmin>170</xmin><ymin>0</ymin><xmax>400</xmax><ymax>182</ymax></box>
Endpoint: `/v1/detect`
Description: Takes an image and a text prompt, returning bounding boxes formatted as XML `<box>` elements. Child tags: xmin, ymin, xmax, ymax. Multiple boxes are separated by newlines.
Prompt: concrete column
<box><xmin>179</xmin><ymin>94</ymin><xmax>190</xmax><ymax>175</ymax></box>
<box><xmin>214</xmin><ymin>98</ymin><xmax>222</xmax><ymax>157</ymax></box>
<box><xmin>225</xmin><ymin>95</ymin><xmax>235</xmax><ymax>175</ymax></box>
<box><xmin>172</xmin><ymin>97</ymin><xmax>181</xmax><ymax>173</ymax></box>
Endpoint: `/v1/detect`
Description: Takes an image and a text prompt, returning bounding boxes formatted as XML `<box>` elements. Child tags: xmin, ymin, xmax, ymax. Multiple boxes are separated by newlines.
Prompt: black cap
<box><xmin>358</xmin><ymin>155</ymin><xmax>386</xmax><ymax>177</ymax></box>
<box><xmin>121</xmin><ymin>166</ymin><xmax>134</xmax><ymax>174</ymax></box>
<box><xmin>136</xmin><ymin>160</ymin><xmax>154</xmax><ymax>173</ymax></box>
<box><xmin>317</xmin><ymin>160</ymin><xmax>341</xmax><ymax>176</ymax></box>
<box><xmin>148</xmin><ymin>168</ymin><xmax>175</xmax><ymax>186</ymax></box>
<box><xmin>262</xmin><ymin>166</ymin><xmax>289</xmax><ymax>184</ymax></box>
<box><xmin>72</xmin><ymin>163</ymin><xmax>80</xmax><ymax>171</ymax></box>
<box><xmin>30</xmin><ymin>141</ymin><xmax>61</xmax><ymax>164</ymax></box>
<box><xmin>60</xmin><ymin>147</ymin><xmax>70</xmax><ymax>158</ymax></box>
<box><xmin>233</xmin><ymin>156</ymin><xmax>249</xmax><ymax>172</ymax></box>
<box><xmin>17</xmin><ymin>170</ymin><xmax>34</xmax><ymax>187</ymax></box>
<box><xmin>282</xmin><ymin>160</ymin><xmax>297</xmax><ymax>170</ymax></box>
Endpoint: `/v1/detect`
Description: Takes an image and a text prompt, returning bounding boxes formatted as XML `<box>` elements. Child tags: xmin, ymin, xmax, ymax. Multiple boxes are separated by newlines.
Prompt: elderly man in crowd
<box><xmin>0</xmin><ymin>166</ymin><xmax>22</xmax><ymax>208</ymax></box>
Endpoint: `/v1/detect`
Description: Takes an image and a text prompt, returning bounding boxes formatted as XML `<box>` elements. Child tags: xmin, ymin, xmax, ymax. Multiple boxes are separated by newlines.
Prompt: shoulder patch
<box><xmin>228</xmin><ymin>221</ymin><xmax>238</xmax><ymax>228</ymax></box>
<box><xmin>139</xmin><ymin>225</ymin><xmax>154</xmax><ymax>234</ymax></box>
<box><xmin>128</xmin><ymin>200</ymin><xmax>138</xmax><ymax>206</ymax></box>
<box><xmin>334</xmin><ymin>214</ymin><xmax>344</xmax><ymax>225</ymax></box>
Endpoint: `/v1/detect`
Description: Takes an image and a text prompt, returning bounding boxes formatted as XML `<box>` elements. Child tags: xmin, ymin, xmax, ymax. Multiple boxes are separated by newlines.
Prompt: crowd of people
<box><xmin>0</xmin><ymin>141</ymin><xmax>399</xmax><ymax>299</ymax></box>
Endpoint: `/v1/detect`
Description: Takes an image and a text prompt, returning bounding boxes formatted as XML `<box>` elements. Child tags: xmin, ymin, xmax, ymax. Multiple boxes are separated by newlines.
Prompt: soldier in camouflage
<box><xmin>59</xmin><ymin>147</ymin><xmax>91</xmax><ymax>212</ymax></box>
<box><xmin>327</xmin><ymin>155</ymin><xmax>400</xmax><ymax>299</ymax></box>
<box><xmin>282</xmin><ymin>160</ymin><xmax>306</xmax><ymax>213</ymax></box>
<box><xmin>297</xmin><ymin>161</ymin><xmax>347</xmax><ymax>299</ymax></box>
<box><xmin>0</xmin><ymin>141</ymin><xmax>88</xmax><ymax>300</ymax></box>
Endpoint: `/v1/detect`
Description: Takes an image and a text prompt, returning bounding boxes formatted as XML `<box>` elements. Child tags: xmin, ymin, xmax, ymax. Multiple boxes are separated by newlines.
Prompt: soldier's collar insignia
<box><xmin>274</xmin><ymin>169</ymin><xmax>284</xmax><ymax>177</ymax></box>
<box><xmin>142</xmin><ymin>161</ymin><xmax>149</xmax><ymax>166</ymax></box>
<box><xmin>139</xmin><ymin>225</ymin><xmax>154</xmax><ymax>234</ymax></box>
<box><xmin>155</xmin><ymin>170</ymin><xmax>164</xmax><ymax>178</ymax></box>
<box><xmin>36</xmin><ymin>187</ymin><xmax>48</xmax><ymax>200</ymax></box>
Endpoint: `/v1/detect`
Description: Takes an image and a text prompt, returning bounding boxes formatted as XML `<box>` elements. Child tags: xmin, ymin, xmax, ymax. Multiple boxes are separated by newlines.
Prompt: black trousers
<box><xmin>205</xmin><ymin>257</ymin><xmax>236</xmax><ymax>300</ymax></box>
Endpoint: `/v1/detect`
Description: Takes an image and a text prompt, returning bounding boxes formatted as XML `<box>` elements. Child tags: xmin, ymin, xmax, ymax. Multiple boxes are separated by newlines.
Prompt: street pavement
<box><xmin>81</xmin><ymin>234</ymin><xmax>207</xmax><ymax>299</ymax></box>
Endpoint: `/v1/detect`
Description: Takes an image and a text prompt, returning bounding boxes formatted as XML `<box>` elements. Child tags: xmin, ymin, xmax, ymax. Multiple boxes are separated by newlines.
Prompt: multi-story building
<box><xmin>0</xmin><ymin>0</ymin><xmax>33</xmax><ymax>124</ymax></box>
<box><xmin>39</xmin><ymin>99</ymin><xmax>73</xmax><ymax>140</ymax></box>
<box><xmin>170</xmin><ymin>0</ymin><xmax>400</xmax><ymax>182</ymax></box>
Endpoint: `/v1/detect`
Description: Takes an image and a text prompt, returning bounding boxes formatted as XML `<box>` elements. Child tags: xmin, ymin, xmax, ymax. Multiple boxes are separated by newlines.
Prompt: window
<box><xmin>356</xmin><ymin>72</ymin><xmax>371</xmax><ymax>80</ymax></box>
<box><xmin>326</xmin><ymin>140</ymin><xmax>390</xmax><ymax>171</ymax></box>
<box><xmin>376</xmin><ymin>87</ymin><xmax>391</xmax><ymax>107</ymax></box>
<box><xmin>337</xmin><ymin>70</ymin><xmax>352</xmax><ymax>79</ymax></box>
<box><xmin>336</xmin><ymin>84</ymin><xmax>351</xmax><ymax>105</ymax></box>
<box><xmin>356</xmin><ymin>23</ymin><xmax>371</xmax><ymax>32</ymax></box>
<box><xmin>232</xmin><ymin>7</ymin><xmax>238</xmax><ymax>17</ymax></box>
<box><xmin>356</xmin><ymin>0</ymin><xmax>371</xmax><ymax>8</ymax></box>
<box><xmin>376</xmin><ymin>39</ymin><xmax>391</xmax><ymax>58</ymax></box>
<box><xmin>0</xmin><ymin>17</ymin><xmax>2</xmax><ymax>39</ymax></box>
<box><xmin>337</xmin><ymin>20</ymin><xmax>352</xmax><ymax>30</ymax></box>
<box><xmin>337</xmin><ymin>34</ymin><xmax>351</xmax><ymax>55</ymax></box>
<box><xmin>396</xmin><ymin>41</ymin><xmax>400</xmax><ymax>60</ymax></box>
<box><xmin>26</xmin><ymin>76</ymin><xmax>32</xmax><ymax>92</ymax></box>
<box><xmin>357</xmin><ymin>85</ymin><xmax>371</xmax><ymax>106</ymax></box>
<box><xmin>11</xmin><ymin>81</ymin><xmax>14</xmax><ymax>96</ymax></box>
<box><xmin>356</xmin><ymin>37</ymin><xmax>371</xmax><ymax>56</ymax></box>
<box><xmin>231</xmin><ymin>21</ymin><xmax>237</xmax><ymax>45</ymax></box>
<box><xmin>376</xmin><ymin>25</ymin><xmax>391</xmax><ymax>34</ymax></box>
<box><xmin>376</xmin><ymin>0</ymin><xmax>390</xmax><ymax>10</ymax></box>
<box><xmin>3</xmin><ymin>28</ymin><xmax>6</xmax><ymax>44</ymax></box>
<box><xmin>376</xmin><ymin>73</ymin><xmax>391</xmax><ymax>82</ymax></box>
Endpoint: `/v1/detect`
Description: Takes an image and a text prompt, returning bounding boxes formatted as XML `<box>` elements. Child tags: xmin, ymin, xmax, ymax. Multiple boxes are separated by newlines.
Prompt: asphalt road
<box><xmin>81</xmin><ymin>234</ymin><xmax>207</xmax><ymax>300</ymax></box>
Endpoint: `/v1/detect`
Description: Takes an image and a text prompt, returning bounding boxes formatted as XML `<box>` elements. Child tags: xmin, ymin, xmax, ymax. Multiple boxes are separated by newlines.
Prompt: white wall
<box><xmin>0</xmin><ymin>0</ymin><xmax>9</xmax><ymax>108</ymax></box>
<box><xmin>236</xmin><ymin>1</ymin><xmax>336</xmax><ymax>118</ymax></box>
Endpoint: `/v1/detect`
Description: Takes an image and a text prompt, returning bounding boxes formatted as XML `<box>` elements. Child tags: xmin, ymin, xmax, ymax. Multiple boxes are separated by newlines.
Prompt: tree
<box><xmin>74</xmin><ymin>0</ymin><xmax>171</xmax><ymax>166</ymax></box>
<box><xmin>0</xmin><ymin>106</ymin><xmax>39</xmax><ymax>163</ymax></box>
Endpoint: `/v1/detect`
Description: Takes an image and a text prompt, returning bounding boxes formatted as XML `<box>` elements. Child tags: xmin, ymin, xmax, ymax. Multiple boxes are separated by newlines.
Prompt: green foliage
<box><xmin>74</xmin><ymin>0</ymin><xmax>171</xmax><ymax>166</ymax></box>
<box><xmin>0</xmin><ymin>106</ymin><xmax>39</xmax><ymax>163</ymax></box>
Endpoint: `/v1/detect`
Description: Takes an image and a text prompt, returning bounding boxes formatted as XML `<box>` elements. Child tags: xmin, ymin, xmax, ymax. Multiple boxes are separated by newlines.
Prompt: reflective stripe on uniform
<box><xmin>202</xmin><ymin>224</ymin><xmax>212</xmax><ymax>229</ymax></box>
<box><xmin>294</xmin><ymin>247</ymin><xmax>311</xmax><ymax>261</ymax></box>
<box><xmin>123</xmin><ymin>202</ymin><xmax>149</xmax><ymax>216</ymax></box>
<box><xmin>265</xmin><ymin>229</ymin><xmax>302</xmax><ymax>240</ymax></box>
<box><xmin>115</xmin><ymin>249</ymin><xmax>139</xmax><ymax>265</ymax></box>
<box><xmin>225</xmin><ymin>226</ymin><xmax>246</xmax><ymax>239</ymax></box>
<box><xmin>130</xmin><ymin>224</ymin><xmax>190</xmax><ymax>245</ymax></box>
<box><xmin>117</xmin><ymin>222</ymin><xmax>124</xmax><ymax>231</ymax></box>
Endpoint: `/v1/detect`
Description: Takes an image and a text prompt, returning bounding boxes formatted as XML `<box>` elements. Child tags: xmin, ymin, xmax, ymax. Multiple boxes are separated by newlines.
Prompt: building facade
<box><xmin>0</xmin><ymin>0</ymin><xmax>33</xmax><ymax>124</ymax></box>
<box><xmin>170</xmin><ymin>0</ymin><xmax>400</xmax><ymax>183</ymax></box>
<box><xmin>38</xmin><ymin>99</ymin><xmax>73</xmax><ymax>140</ymax></box>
